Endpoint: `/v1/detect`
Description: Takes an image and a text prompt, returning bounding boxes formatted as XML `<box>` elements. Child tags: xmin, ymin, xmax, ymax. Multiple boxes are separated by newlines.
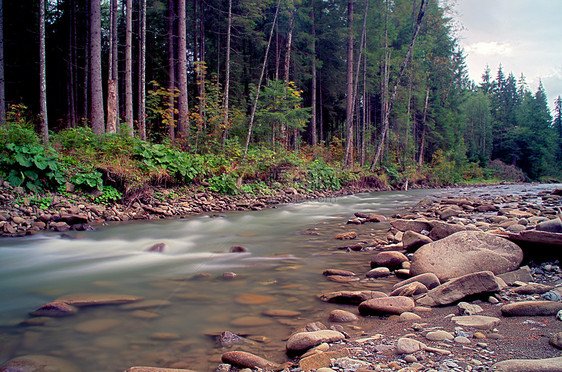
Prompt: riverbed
<box><xmin>0</xmin><ymin>183</ymin><xmax>558</xmax><ymax>371</ymax></box>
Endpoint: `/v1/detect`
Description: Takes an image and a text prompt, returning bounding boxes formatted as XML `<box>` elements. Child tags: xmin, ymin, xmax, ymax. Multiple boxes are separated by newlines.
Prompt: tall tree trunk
<box><xmin>370</xmin><ymin>0</ymin><xmax>428</xmax><ymax>170</ymax></box>
<box><xmin>351</xmin><ymin>0</ymin><xmax>368</xmax><ymax>162</ymax></box>
<box><xmin>361</xmin><ymin>42</ymin><xmax>367</xmax><ymax>166</ymax></box>
<box><xmin>66</xmin><ymin>0</ymin><xmax>77</xmax><ymax>128</ymax></box>
<box><xmin>418</xmin><ymin>85</ymin><xmax>430</xmax><ymax>167</ymax></box>
<box><xmin>309</xmin><ymin>0</ymin><xmax>317</xmax><ymax>146</ymax></box>
<box><xmin>283</xmin><ymin>8</ymin><xmax>294</xmax><ymax>83</ymax></box>
<box><xmin>83</xmin><ymin>14</ymin><xmax>89</xmax><ymax>122</ymax></box>
<box><xmin>168</xmin><ymin>0</ymin><xmax>176</xmax><ymax>140</ymax></box>
<box><xmin>90</xmin><ymin>0</ymin><xmax>104</xmax><ymax>134</ymax></box>
<box><xmin>243</xmin><ymin>0</ymin><xmax>281</xmax><ymax>159</ymax></box>
<box><xmin>343</xmin><ymin>0</ymin><xmax>354</xmax><ymax>167</ymax></box>
<box><xmin>177</xmin><ymin>0</ymin><xmax>189</xmax><ymax>135</ymax></box>
<box><xmin>0</xmin><ymin>0</ymin><xmax>5</xmax><ymax>125</ymax></box>
<box><xmin>106</xmin><ymin>0</ymin><xmax>118</xmax><ymax>133</ymax></box>
<box><xmin>39</xmin><ymin>0</ymin><xmax>48</xmax><ymax>142</ymax></box>
<box><xmin>222</xmin><ymin>0</ymin><xmax>232</xmax><ymax>144</ymax></box>
<box><xmin>125</xmin><ymin>0</ymin><xmax>134</xmax><ymax>135</ymax></box>
<box><xmin>138</xmin><ymin>0</ymin><xmax>146</xmax><ymax>140</ymax></box>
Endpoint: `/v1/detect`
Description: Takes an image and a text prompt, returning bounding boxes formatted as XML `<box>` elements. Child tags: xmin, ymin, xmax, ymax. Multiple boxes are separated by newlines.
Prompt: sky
<box><xmin>449</xmin><ymin>0</ymin><xmax>562</xmax><ymax>112</ymax></box>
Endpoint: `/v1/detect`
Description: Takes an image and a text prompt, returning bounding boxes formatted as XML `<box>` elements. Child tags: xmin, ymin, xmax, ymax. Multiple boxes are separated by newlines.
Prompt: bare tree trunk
<box><xmin>39</xmin><ymin>0</ymin><xmax>48</xmax><ymax>142</ymax></box>
<box><xmin>83</xmin><ymin>14</ymin><xmax>89</xmax><ymax>123</ymax></box>
<box><xmin>177</xmin><ymin>0</ymin><xmax>189</xmax><ymax>135</ymax></box>
<box><xmin>125</xmin><ymin>0</ymin><xmax>134</xmax><ymax>135</ymax></box>
<box><xmin>243</xmin><ymin>0</ymin><xmax>281</xmax><ymax>159</ymax></box>
<box><xmin>418</xmin><ymin>85</ymin><xmax>430</xmax><ymax>167</ymax></box>
<box><xmin>0</xmin><ymin>0</ymin><xmax>5</xmax><ymax>125</ymax></box>
<box><xmin>309</xmin><ymin>0</ymin><xmax>317</xmax><ymax>146</ymax></box>
<box><xmin>343</xmin><ymin>0</ymin><xmax>354</xmax><ymax>167</ymax></box>
<box><xmin>168</xmin><ymin>0</ymin><xmax>176</xmax><ymax>140</ymax></box>
<box><xmin>138</xmin><ymin>0</ymin><xmax>146</xmax><ymax>140</ymax></box>
<box><xmin>106</xmin><ymin>0</ymin><xmax>118</xmax><ymax>133</ymax></box>
<box><xmin>370</xmin><ymin>0</ymin><xmax>428</xmax><ymax>170</ymax></box>
<box><xmin>222</xmin><ymin>0</ymin><xmax>232</xmax><ymax>144</ymax></box>
<box><xmin>90</xmin><ymin>0</ymin><xmax>104</xmax><ymax>134</ymax></box>
<box><xmin>361</xmin><ymin>43</ymin><xmax>367</xmax><ymax>167</ymax></box>
<box><xmin>66</xmin><ymin>0</ymin><xmax>77</xmax><ymax>128</ymax></box>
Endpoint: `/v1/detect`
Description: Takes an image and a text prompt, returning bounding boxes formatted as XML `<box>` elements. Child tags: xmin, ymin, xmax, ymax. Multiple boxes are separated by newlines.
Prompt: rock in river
<box><xmin>30</xmin><ymin>301</ymin><xmax>78</xmax><ymax>317</ymax></box>
<box><xmin>358</xmin><ymin>296</ymin><xmax>415</xmax><ymax>316</ymax></box>
<box><xmin>286</xmin><ymin>330</ymin><xmax>345</xmax><ymax>355</ymax></box>
<box><xmin>0</xmin><ymin>354</ymin><xmax>80</xmax><ymax>372</ymax></box>
<box><xmin>410</xmin><ymin>231</ymin><xmax>523</xmax><ymax>281</ymax></box>
<box><xmin>370</xmin><ymin>251</ymin><xmax>409</xmax><ymax>270</ymax></box>
<box><xmin>55</xmin><ymin>293</ymin><xmax>143</xmax><ymax>307</ymax></box>
<box><xmin>221</xmin><ymin>351</ymin><xmax>280</xmax><ymax>370</ymax></box>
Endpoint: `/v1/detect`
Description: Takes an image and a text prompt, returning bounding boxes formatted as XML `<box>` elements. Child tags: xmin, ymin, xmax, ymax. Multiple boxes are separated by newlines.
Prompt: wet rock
<box><xmin>125</xmin><ymin>368</ymin><xmax>197</xmax><ymax>372</ymax></box>
<box><xmin>358</xmin><ymin>296</ymin><xmax>415</xmax><ymax>316</ymax></box>
<box><xmin>145</xmin><ymin>243</ymin><xmax>166</xmax><ymax>252</ymax></box>
<box><xmin>231</xmin><ymin>316</ymin><xmax>273</xmax><ymax>327</ymax></box>
<box><xmin>221</xmin><ymin>351</ymin><xmax>279</xmax><ymax>370</ymax></box>
<box><xmin>217</xmin><ymin>331</ymin><xmax>243</xmax><ymax>348</ymax></box>
<box><xmin>323</xmin><ymin>269</ymin><xmax>356</xmax><ymax>277</ymax></box>
<box><xmin>74</xmin><ymin>318</ymin><xmax>121</xmax><ymax>333</ymax></box>
<box><xmin>536</xmin><ymin>219</ymin><xmax>562</xmax><ymax>233</ymax></box>
<box><xmin>299</xmin><ymin>350</ymin><xmax>349</xmax><ymax>371</ymax></box>
<box><xmin>235</xmin><ymin>293</ymin><xmax>275</xmax><ymax>305</ymax></box>
<box><xmin>365</xmin><ymin>214</ymin><xmax>387</xmax><ymax>223</ymax></box>
<box><xmin>326</xmin><ymin>275</ymin><xmax>360</xmax><ymax>283</ymax></box>
<box><xmin>451</xmin><ymin>315</ymin><xmax>501</xmax><ymax>330</ymax></box>
<box><xmin>365</xmin><ymin>267</ymin><xmax>391</xmax><ymax>278</ymax></box>
<box><xmin>501</xmin><ymin>301</ymin><xmax>562</xmax><ymax>316</ymax></box>
<box><xmin>492</xmin><ymin>356</ymin><xmax>562</xmax><ymax>371</ymax></box>
<box><xmin>55</xmin><ymin>293</ymin><xmax>143</xmax><ymax>306</ymax></box>
<box><xmin>393</xmin><ymin>273</ymin><xmax>440</xmax><ymax>291</ymax></box>
<box><xmin>370</xmin><ymin>251</ymin><xmax>409</xmax><ymax>270</ymax></box>
<box><xmin>0</xmin><ymin>354</ymin><xmax>80</xmax><ymax>372</ymax></box>
<box><xmin>319</xmin><ymin>290</ymin><xmax>387</xmax><ymax>305</ymax></box>
<box><xmin>230</xmin><ymin>246</ymin><xmax>248</xmax><ymax>253</ymax></box>
<box><xmin>334</xmin><ymin>232</ymin><xmax>357</xmax><ymax>240</ymax></box>
<box><xmin>410</xmin><ymin>231</ymin><xmax>523</xmax><ymax>281</ymax></box>
<box><xmin>50</xmin><ymin>221</ymin><xmax>70</xmax><ymax>232</ymax></box>
<box><xmin>30</xmin><ymin>302</ymin><xmax>78</xmax><ymax>317</ymax></box>
<box><xmin>262</xmin><ymin>309</ymin><xmax>301</xmax><ymax>317</ymax></box>
<box><xmin>119</xmin><ymin>299</ymin><xmax>172</xmax><ymax>310</ymax></box>
<box><xmin>329</xmin><ymin>310</ymin><xmax>358</xmax><ymax>323</ymax></box>
<box><xmin>416</xmin><ymin>271</ymin><xmax>505</xmax><ymax>306</ymax></box>
<box><xmin>428</xmin><ymin>221</ymin><xmax>467</xmax><ymax>240</ymax></box>
<box><xmin>498</xmin><ymin>266</ymin><xmax>533</xmax><ymax>285</ymax></box>
<box><xmin>222</xmin><ymin>272</ymin><xmax>238</xmax><ymax>280</ymax></box>
<box><xmin>402</xmin><ymin>231</ymin><xmax>433</xmax><ymax>252</ymax></box>
<box><xmin>286</xmin><ymin>330</ymin><xmax>345</xmax><ymax>355</ymax></box>
<box><xmin>438</xmin><ymin>205</ymin><xmax>463</xmax><ymax>220</ymax></box>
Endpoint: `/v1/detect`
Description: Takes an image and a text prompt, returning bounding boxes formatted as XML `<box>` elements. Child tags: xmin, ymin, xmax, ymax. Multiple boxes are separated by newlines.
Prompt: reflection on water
<box><xmin>0</xmin><ymin>184</ymin><xmax>558</xmax><ymax>370</ymax></box>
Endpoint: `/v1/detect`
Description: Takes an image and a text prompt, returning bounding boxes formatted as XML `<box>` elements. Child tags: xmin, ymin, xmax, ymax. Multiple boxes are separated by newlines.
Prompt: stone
<box><xmin>390</xmin><ymin>219</ymin><xmax>432</xmax><ymax>233</ymax></box>
<box><xmin>366</xmin><ymin>214</ymin><xmax>387</xmax><ymax>223</ymax></box>
<box><xmin>410</xmin><ymin>231</ymin><xmax>523</xmax><ymax>281</ymax></box>
<box><xmin>393</xmin><ymin>273</ymin><xmax>440</xmax><ymax>291</ymax></box>
<box><xmin>428</xmin><ymin>221</ymin><xmax>467</xmax><ymax>241</ymax></box>
<box><xmin>50</xmin><ymin>221</ymin><xmax>70</xmax><ymax>232</ymax></box>
<box><xmin>329</xmin><ymin>310</ymin><xmax>358</xmax><ymax>323</ymax></box>
<box><xmin>536</xmin><ymin>219</ymin><xmax>562</xmax><ymax>233</ymax></box>
<box><xmin>125</xmin><ymin>368</ymin><xmax>196</xmax><ymax>372</ymax></box>
<box><xmin>451</xmin><ymin>315</ymin><xmax>501</xmax><ymax>330</ymax></box>
<box><xmin>511</xmin><ymin>283</ymin><xmax>554</xmax><ymax>295</ymax></box>
<box><xmin>119</xmin><ymin>299</ymin><xmax>172</xmax><ymax>310</ymax></box>
<box><xmin>319</xmin><ymin>291</ymin><xmax>387</xmax><ymax>305</ymax></box>
<box><xmin>0</xmin><ymin>354</ymin><xmax>80</xmax><ymax>372</ymax></box>
<box><xmin>235</xmin><ymin>293</ymin><xmax>275</xmax><ymax>305</ymax></box>
<box><xmin>55</xmin><ymin>293</ymin><xmax>143</xmax><ymax>306</ymax></box>
<box><xmin>458</xmin><ymin>302</ymin><xmax>483</xmax><ymax>316</ymax></box>
<box><xmin>263</xmin><ymin>309</ymin><xmax>301</xmax><ymax>317</ymax></box>
<box><xmin>326</xmin><ymin>275</ymin><xmax>360</xmax><ymax>283</ymax></box>
<box><xmin>74</xmin><ymin>318</ymin><xmax>121</xmax><ymax>333</ymax></box>
<box><xmin>497</xmin><ymin>266</ymin><xmax>533</xmax><ymax>285</ymax></box>
<box><xmin>221</xmin><ymin>351</ymin><xmax>279</xmax><ymax>370</ymax></box>
<box><xmin>323</xmin><ymin>269</ymin><xmax>356</xmax><ymax>277</ymax></box>
<box><xmin>402</xmin><ymin>231</ymin><xmax>433</xmax><ymax>252</ymax></box>
<box><xmin>492</xmin><ymin>356</ymin><xmax>562</xmax><ymax>371</ymax></box>
<box><xmin>365</xmin><ymin>267</ymin><xmax>391</xmax><ymax>278</ymax></box>
<box><xmin>223</xmin><ymin>272</ymin><xmax>238</xmax><ymax>280</ymax></box>
<box><xmin>299</xmin><ymin>350</ymin><xmax>349</xmax><ymax>371</ymax></box>
<box><xmin>334</xmin><ymin>232</ymin><xmax>357</xmax><ymax>240</ymax></box>
<box><xmin>399</xmin><ymin>312</ymin><xmax>422</xmax><ymax>321</ymax></box>
<box><xmin>216</xmin><ymin>331</ymin><xmax>243</xmax><ymax>347</ymax></box>
<box><xmin>501</xmin><ymin>301</ymin><xmax>562</xmax><ymax>316</ymax></box>
<box><xmin>146</xmin><ymin>243</ymin><xmax>166</xmax><ymax>252</ymax></box>
<box><xmin>230</xmin><ymin>246</ymin><xmax>248</xmax><ymax>253</ymax></box>
<box><xmin>454</xmin><ymin>336</ymin><xmax>471</xmax><ymax>344</ymax></box>
<box><xmin>549</xmin><ymin>332</ymin><xmax>562</xmax><ymax>349</ymax></box>
<box><xmin>396</xmin><ymin>338</ymin><xmax>426</xmax><ymax>354</ymax></box>
<box><xmin>231</xmin><ymin>316</ymin><xmax>273</xmax><ymax>327</ymax></box>
<box><xmin>438</xmin><ymin>205</ymin><xmax>463</xmax><ymax>220</ymax></box>
<box><xmin>416</xmin><ymin>271</ymin><xmax>504</xmax><ymax>307</ymax></box>
<box><xmin>286</xmin><ymin>330</ymin><xmax>345</xmax><ymax>355</ymax></box>
<box><xmin>390</xmin><ymin>282</ymin><xmax>428</xmax><ymax>297</ymax></box>
<box><xmin>370</xmin><ymin>251</ymin><xmax>409</xmax><ymax>270</ymax></box>
<box><xmin>30</xmin><ymin>302</ymin><xmax>78</xmax><ymax>317</ymax></box>
<box><xmin>358</xmin><ymin>296</ymin><xmax>415</xmax><ymax>316</ymax></box>
<box><xmin>425</xmin><ymin>330</ymin><xmax>454</xmax><ymax>341</ymax></box>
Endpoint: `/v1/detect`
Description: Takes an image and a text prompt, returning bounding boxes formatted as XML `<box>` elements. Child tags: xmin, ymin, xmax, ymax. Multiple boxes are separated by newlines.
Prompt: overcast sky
<box><xmin>450</xmin><ymin>0</ymin><xmax>562</xmax><ymax>112</ymax></box>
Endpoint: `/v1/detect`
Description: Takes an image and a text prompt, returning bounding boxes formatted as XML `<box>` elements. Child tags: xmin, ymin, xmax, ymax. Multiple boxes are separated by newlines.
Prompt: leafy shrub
<box><xmin>0</xmin><ymin>104</ymin><xmax>41</xmax><ymax>147</ymax></box>
<box><xmin>91</xmin><ymin>185</ymin><xmax>123</xmax><ymax>204</ymax></box>
<box><xmin>430</xmin><ymin>150</ymin><xmax>463</xmax><ymax>185</ymax></box>
<box><xmin>207</xmin><ymin>173</ymin><xmax>239</xmax><ymax>194</ymax></box>
<box><xmin>307</xmin><ymin>159</ymin><xmax>341</xmax><ymax>191</ymax></box>
<box><xmin>487</xmin><ymin>159</ymin><xmax>526</xmax><ymax>182</ymax></box>
<box><xmin>134</xmin><ymin>142</ymin><xmax>203</xmax><ymax>184</ymax></box>
<box><xmin>71</xmin><ymin>170</ymin><xmax>104</xmax><ymax>191</ymax></box>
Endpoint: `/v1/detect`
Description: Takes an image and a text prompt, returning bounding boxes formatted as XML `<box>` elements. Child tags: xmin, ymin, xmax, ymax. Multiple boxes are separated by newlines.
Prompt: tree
<box><xmin>177</xmin><ymin>0</ymin><xmax>189</xmax><ymax>135</ymax></box>
<box><xmin>555</xmin><ymin>95</ymin><xmax>562</xmax><ymax>161</ymax></box>
<box><xmin>0</xmin><ymin>0</ymin><xmax>5</xmax><ymax>125</ymax></box>
<box><xmin>167</xmin><ymin>0</ymin><xmax>176</xmax><ymax>140</ymax></box>
<box><xmin>222</xmin><ymin>0</ymin><xmax>232</xmax><ymax>144</ymax></box>
<box><xmin>106</xmin><ymin>0</ymin><xmax>118</xmax><ymax>134</ymax></box>
<box><xmin>343</xmin><ymin>0</ymin><xmax>354</xmax><ymax>167</ymax></box>
<box><xmin>138</xmin><ymin>0</ymin><xmax>147</xmax><ymax>140</ymax></box>
<box><xmin>39</xmin><ymin>0</ymin><xmax>48</xmax><ymax>143</ymax></box>
<box><xmin>124</xmin><ymin>0</ymin><xmax>134</xmax><ymax>135</ymax></box>
<box><xmin>90</xmin><ymin>0</ymin><xmax>104</xmax><ymax>134</ymax></box>
<box><xmin>309</xmin><ymin>0</ymin><xmax>317</xmax><ymax>146</ymax></box>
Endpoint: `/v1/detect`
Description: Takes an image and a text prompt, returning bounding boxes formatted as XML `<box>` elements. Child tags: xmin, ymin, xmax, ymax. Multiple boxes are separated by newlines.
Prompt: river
<box><xmin>0</xmin><ymin>183</ymin><xmax>558</xmax><ymax>371</ymax></box>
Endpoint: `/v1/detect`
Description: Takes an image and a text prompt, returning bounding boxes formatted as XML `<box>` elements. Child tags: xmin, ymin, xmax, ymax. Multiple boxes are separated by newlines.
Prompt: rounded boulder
<box><xmin>358</xmin><ymin>296</ymin><xmax>415</xmax><ymax>316</ymax></box>
<box><xmin>286</xmin><ymin>330</ymin><xmax>345</xmax><ymax>355</ymax></box>
<box><xmin>370</xmin><ymin>251</ymin><xmax>409</xmax><ymax>270</ymax></box>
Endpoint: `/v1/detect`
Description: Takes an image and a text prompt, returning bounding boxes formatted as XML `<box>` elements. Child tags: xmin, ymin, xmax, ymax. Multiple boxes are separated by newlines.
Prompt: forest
<box><xmin>1</xmin><ymin>0</ymin><xmax>562</xmax><ymax>200</ymax></box>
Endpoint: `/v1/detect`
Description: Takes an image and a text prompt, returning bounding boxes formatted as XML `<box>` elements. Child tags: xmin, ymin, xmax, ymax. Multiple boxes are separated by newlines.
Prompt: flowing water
<box><xmin>0</xmin><ymin>184</ymin><xmax>558</xmax><ymax>371</ymax></box>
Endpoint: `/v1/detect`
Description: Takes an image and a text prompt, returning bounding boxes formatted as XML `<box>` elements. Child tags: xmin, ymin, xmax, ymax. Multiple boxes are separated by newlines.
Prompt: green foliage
<box><xmin>27</xmin><ymin>196</ymin><xmax>52</xmax><ymax>210</ymax></box>
<box><xmin>430</xmin><ymin>150</ymin><xmax>463</xmax><ymax>185</ymax></box>
<box><xmin>307</xmin><ymin>159</ymin><xmax>341</xmax><ymax>191</ymax></box>
<box><xmin>0</xmin><ymin>143</ymin><xmax>65</xmax><ymax>192</ymax></box>
<box><xmin>91</xmin><ymin>185</ymin><xmax>123</xmax><ymax>204</ymax></box>
<box><xmin>207</xmin><ymin>173</ymin><xmax>239</xmax><ymax>195</ymax></box>
<box><xmin>134</xmin><ymin>142</ymin><xmax>203</xmax><ymax>184</ymax></box>
<box><xmin>71</xmin><ymin>170</ymin><xmax>104</xmax><ymax>191</ymax></box>
<box><xmin>0</xmin><ymin>104</ymin><xmax>41</xmax><ymax>147</ymax></box>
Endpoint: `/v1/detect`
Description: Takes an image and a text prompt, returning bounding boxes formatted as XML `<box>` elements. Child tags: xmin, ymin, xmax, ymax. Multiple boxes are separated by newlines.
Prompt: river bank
<box><xmin>1</xmin><ymin>184</ymin><xmax>562</xmax><ymax>372</ymax></box>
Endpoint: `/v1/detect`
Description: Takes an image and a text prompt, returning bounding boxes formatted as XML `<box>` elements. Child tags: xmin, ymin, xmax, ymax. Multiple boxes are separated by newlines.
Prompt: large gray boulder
<box><xmin>492</xmin><ymin>356</ymin><xmax>562</xmax><ymax>371</ymax></box>
<box><xmin>410</xmin><ymin>231</ymin><xmax>523</xmax><ymax>281</ymax></box>
<box><xmin>416</xmin><ymin>271</ymin><xmax>505</xmax><ymax>307</ymax></box>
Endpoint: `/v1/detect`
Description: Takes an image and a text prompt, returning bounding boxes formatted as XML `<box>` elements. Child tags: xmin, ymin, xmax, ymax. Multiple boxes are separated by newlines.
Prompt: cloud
<box><xmin>465</xmin><ymin>41</ymin><xmax>513</xmax><ymax>56</ymax></box>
